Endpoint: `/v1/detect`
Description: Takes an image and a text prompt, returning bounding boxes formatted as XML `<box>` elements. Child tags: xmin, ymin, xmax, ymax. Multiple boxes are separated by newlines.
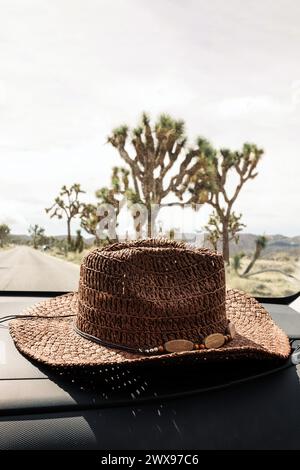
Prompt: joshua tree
<box><xmin>107</xmin><ymin>113</ymin><xmax>208</xmax><ymax>236</ymax></box>
<box><xmin>28</xmin><ymin>224</ymin><xmax>46</xmax><ymax>249</ymax></box>
<box><xmin>74</xmin><ymin>229</ymin><xmax>84</xmax><ymax>253</ymax></box>
<box><xmin>204</xmin><ymin>211</ymin><xmax>246</xmax><ymax>252</ymax></box>
<box><xmin>242</xmin><ymin>235</ymin><xmax>268</xmax><ymax>276</ymax></box>
<box><xmin>80</xmin><ymin>203</ymin><xmax>100</xmax><ymax>244</ymax></box>
<box><xmin>189</xmin><ymin>142</ymin><xmax>263</xmax><ymax>263</ymax></box>
<box><xmin>81</xmin><ymin>200</ymin><xmax>118</xmax><ymax>245</ymax></box>
<box><xmin>46</xmin><ymin>184</ymin><xmax>85</xmax><ymax>248</ymax></box>
<box><xmin>80</xmin><ymin>167</ymin><xmax>138</xmax><ymax>243</ymax></box>
<box><xmin>232</xmin><ymin>252</ymin><xmax>245</xmax><ymax>275</ymax></box>
<box><xmin>0</xmin><ymin>223</ymin><xmax>10</xmax><ymax>248</ymax></box>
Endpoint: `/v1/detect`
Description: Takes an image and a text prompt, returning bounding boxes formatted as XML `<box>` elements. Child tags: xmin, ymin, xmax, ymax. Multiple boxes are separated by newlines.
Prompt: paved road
<box><xmin>0</xmin><ymin>246</ymin><xmax>80</xmax><ymax>291</ymax></box>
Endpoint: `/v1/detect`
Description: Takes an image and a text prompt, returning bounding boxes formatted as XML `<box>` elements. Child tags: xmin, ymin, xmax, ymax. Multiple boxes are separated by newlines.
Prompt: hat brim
<box><xmin>9</xmin><ymin>289</ymin><xmax>290</xmax><ymax>368</ymax></box>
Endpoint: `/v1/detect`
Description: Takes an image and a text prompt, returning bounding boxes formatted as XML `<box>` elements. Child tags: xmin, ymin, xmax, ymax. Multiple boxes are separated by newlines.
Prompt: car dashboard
<box><xmin>0</xmin><ymin>293</ymin><xmax>300</xmax><ymax>450</ymax></box>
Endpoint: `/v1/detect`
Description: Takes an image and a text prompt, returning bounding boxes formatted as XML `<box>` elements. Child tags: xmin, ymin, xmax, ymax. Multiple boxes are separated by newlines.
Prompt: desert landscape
<box><xmin>1</xmin><ymin>233</ymin><xmax>298</xmax><ymax>296</ymax></box>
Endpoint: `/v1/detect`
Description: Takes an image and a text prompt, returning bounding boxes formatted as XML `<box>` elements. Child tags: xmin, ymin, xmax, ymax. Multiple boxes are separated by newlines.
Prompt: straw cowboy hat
<box><xmin>10</xmin><ymin>239</ymin><xmax>290</xmax><ymax>367</ymax></box>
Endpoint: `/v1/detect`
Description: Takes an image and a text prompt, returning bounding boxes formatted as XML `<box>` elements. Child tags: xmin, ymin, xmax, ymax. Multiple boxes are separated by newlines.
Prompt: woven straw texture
<box><xmin>10</xmin><ymin>239</ymin><xmax>290</xmax><ymax>367</ymax></box>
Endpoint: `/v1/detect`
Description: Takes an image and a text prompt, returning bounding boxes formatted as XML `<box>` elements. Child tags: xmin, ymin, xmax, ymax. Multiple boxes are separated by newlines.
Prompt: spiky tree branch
<box><xmin>242</xmin><ymin>235</ymin><xmax>268</xmax><ymax>276</ymax></box>
<box><xmin>28</xmin><ymin>224</ymin><xmax>46</xmax><ymax>249</ymax></box>
<box><xmin>189</xmin><ymin>142</ymin><xmax>263</xmax><ymax>263</ymax></box>
<box><xmin>107</xmin><ymin>113</ymin><xmax>207</xmax><ymax>237</ymax></box>
<box><xmin>45</xmin><ymin>184</ymin><xmax>85</xmax><ymax>248</ymax></box>
<box><xmin>204</xmin><ymin>211</ymin><xmax>246</xmax><ymax>251</ymax></box>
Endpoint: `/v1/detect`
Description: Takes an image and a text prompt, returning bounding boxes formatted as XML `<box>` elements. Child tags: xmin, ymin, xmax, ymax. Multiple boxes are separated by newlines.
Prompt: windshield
<box><xmin>0</xmin><ymin>0</ymin><xmax>299</xmax><ymax>297</ymax></box>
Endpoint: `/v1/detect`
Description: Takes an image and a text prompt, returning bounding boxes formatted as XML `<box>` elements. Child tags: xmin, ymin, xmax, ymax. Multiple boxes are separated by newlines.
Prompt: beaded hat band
<box><xmin>74</xmin><ymin>319</ymin><xmax>236</xmax><ymax>355</ymax></box>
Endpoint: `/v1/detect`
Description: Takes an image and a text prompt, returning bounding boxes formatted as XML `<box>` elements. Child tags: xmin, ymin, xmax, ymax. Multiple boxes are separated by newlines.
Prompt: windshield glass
<box><xmin>0</xmin><ymin>0</ymin><xmax>299</xmax><ymax>297</ymax></box>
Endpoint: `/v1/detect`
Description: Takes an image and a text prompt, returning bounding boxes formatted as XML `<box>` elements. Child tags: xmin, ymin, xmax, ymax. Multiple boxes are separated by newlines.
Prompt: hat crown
<box><xmin>76</xmin><ymin>239</ymin><xmax>227</xmax><ymax>350</ymax></box>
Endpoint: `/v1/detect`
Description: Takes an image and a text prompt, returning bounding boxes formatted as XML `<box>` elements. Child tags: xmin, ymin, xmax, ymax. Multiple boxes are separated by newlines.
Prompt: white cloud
<box><xmin>0</xmin><ymin>80</ymin><xmax>6</xmax><ymax>106</ymax></box>
<box><xmin>0</xmin><ymin>0</ymin><xmax>300</xmax><ymax>236</ymax></box>
<box><xmin>203</xmin><ymin>95</ymin><xmax>294</xmax><ymax>124</ymax></box>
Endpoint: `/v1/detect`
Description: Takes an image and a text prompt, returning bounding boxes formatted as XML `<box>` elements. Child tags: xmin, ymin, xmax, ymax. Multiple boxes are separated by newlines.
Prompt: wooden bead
<box><xmin>226</xmin><ymin>322</ymin><xmax>236</xmax><ymax>339</ymax></box>
<box><xmin>199</xmin><ymin>344</ymin><xmax>205</xmax><ymax>349</ymax></box>
<box><xmin>158</xmin><ymin>345</ymin><xmax>165</xmax><ymax>353</ymax></box>
<box><xmin>164</xmin><ymin>339</ymin><xmax>194</xmax><ymax>353</ymax></box>
<box><xmin>204</xmin><ymin>333</ymin><xmax>225</xmax><ymax>349</ymax></box>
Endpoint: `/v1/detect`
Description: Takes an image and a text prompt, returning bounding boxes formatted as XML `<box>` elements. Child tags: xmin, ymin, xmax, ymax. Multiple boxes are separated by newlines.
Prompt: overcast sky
<box><xmin>0</xmin><ymin>0</ymin><xmax>299</xmax><ymax>237</ymax></box>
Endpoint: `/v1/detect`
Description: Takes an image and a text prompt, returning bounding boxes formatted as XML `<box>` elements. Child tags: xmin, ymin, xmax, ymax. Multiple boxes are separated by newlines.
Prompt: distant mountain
<box><xmin>9</xmin><ymin>232</ymin><xmax>300</xmax><ymax>257</ymax></box>
<box><xmin>10</xmin><ymin>233</ymin><xmax>96</xmax><ymax>246</ymax></box>
<box><xmin>222</xmin><ymin>234</ymin><xmax>300</xmax><ymax>257</ymax></box>
<box><xmin>10</xmin><ymin>234</ymin><xmax>31</xmax><ymax>243</ymax></box>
